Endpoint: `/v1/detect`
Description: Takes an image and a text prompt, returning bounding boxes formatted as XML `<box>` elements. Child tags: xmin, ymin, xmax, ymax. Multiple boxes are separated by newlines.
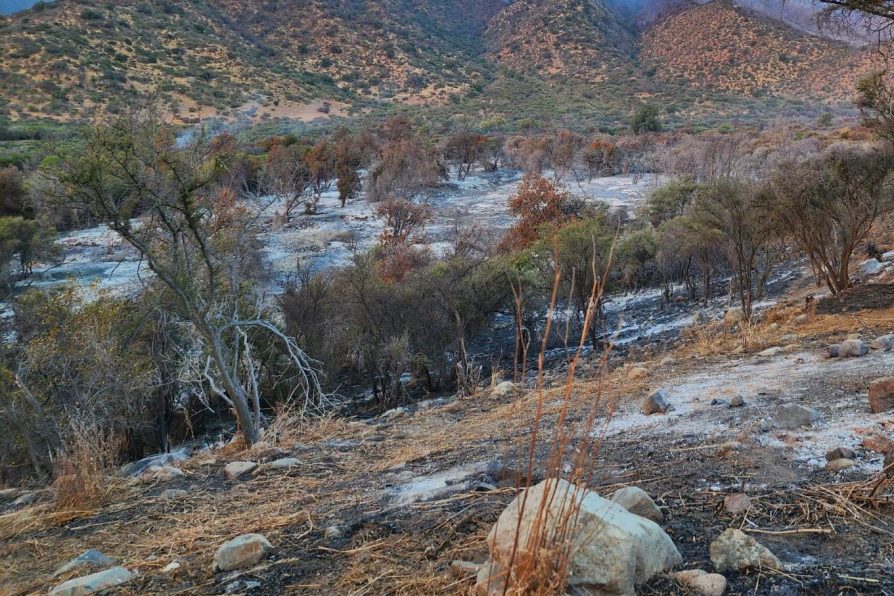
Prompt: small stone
<box><xmin>840</xmin><ymin>339</ymin><xmax>870</xmax><ymax>358</ymax></box>
<box><xmin>862</xmin><ymin>433</ymin><xmax>894</xmax><ymax>454</ymax></box>
<box><xmin>212</xmin><ymin>534</ymin><xmax>274</xmax><ymax>572</ymax></box>
<box><xmin>860</xmin><ymin>259</ymin><xmax>883</xmax><ymax>277</ymax></box>
<box><xmin>825</xmin><ymin>458</ymin><xmax>856</xmax><ymax>473</ymax></box>
<box><xmin>709</xmin><ymin>528</ymin><xmax>782</xmax><ymax>572</ymax></box>
<box><xmin>253</xmin><ymin>446</ymin><xmax>288</xmax><ymax>463</ymax></box>
<box><xmin>780</xmin><ymin>334</ymin><xmax>799</xmax><ymax>343</ymax></box>
<box><xmin>729</xmin><ymin>395</ymin><xmax>746</xmax><ymax>408</ymax></box>
<box><xmin>870</xmin><ymin>335</ymin><xmax>894</xmax><ymax>351</ymax></box>
<box><xmin>324</xmin><ymin>525</ymin><xmax>343</xmax><ymax>539</ymax></box>
<box><xmin>611</xmin><ymin>486</ymin><xmax>664</xmax><ymax>523</ymax></box>
<box><xmin>149</xmin><ymin>465</ymin><xmax>185</xmax><ymax>482</ymax></box>
<box><xmin>723</xmin><ymin>493</ymin><xmax>751</xmax><ymax>515</ymax></box>
<box><xmin>492</xmin><ymin>381</ymin><xmax>516</xmax><ymax>397</ymax></box>
<box><xmin>449</xmin><ymin>560</ymin><xmax>481</xmax><ymax>578</ymax></box>
<box><xmin>757</xmin><ymin>347</ymin><xmax>784</xmax><ymax>357</ymax></box>
<box><xmin>711</xmin><ymin>399</ymin><xmax>727</xmax><ymax>406</ymax></box>
<box><xmin>53</xmin><ymin>550</ymin><xmax>116</xmax><ymax>578</ymax></box>
<box><xmin>673</xmin><ymin>569</ymin><xmax>727</xmax><ymax>596</ymax></box>
<box><xmin>869</xmin><ymin>377</ymin><xmax>894</xmax><ymax>414</ymax></box>
<box><xmin>643</xmin><ymin>389</ymin><xmax>671</xmax><ymax>415</ymax></box>
<box><xmin>382</xmin><ymin>407</ymin><xmax>408</xmax><ymax>420</ymax></box>
<box><xmin>775</xmin><ymin>404</ymin><xmax>822</xmax><ymax>429</ymax></box>
<box><xmin>224</xmin><ymin>461</ymin><xmax>257</xmax><ymax>481</ymax></box>
<box><xmin>161</xmin><ymin>561</ymin><xmax>181</xmax><ymax>574</ymax></box>
<box><xmin>50</xmin><ymin>567</ymin><xmax>133</xmax><ymax>596</ymax></box>
<box><xmin>160</xmin><ymin>489</ymin><xmax>188</xmax><ymax>501</ymax></box>
<box><xmin>825</xmin><ymin>446</ymin><xmax>856</xmax><ymax>461</ymax></box>
<box><xmin>793</xmin><ymin>314</ymin><xmax>809</xmax><ymax>325</ymax></box>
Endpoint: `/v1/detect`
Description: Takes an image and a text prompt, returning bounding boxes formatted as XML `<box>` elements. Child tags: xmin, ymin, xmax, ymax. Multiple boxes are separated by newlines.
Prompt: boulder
<box><xmin>723</xmin><ymin>493</ymin><xmax>751</xmax><ymax>515</ymax></box>
<box><xmin>53</xmin><ymin>550</ymin><xmax>115</xmax><ymax>578</ymax></box>
<box><xmin>729</xmin><ymin>395</ymin><xmax>746</xmax><ymax>408</ymax></box>
<box><xmin>611</xmin><ymin>486</ymin><xmax>664</xmax><ymax>523</ymax></box>
<box><xmin>775</xmin><ymin>404</ymin><xmax>822</xmax><ymax>429</ymax></box>
<box><xmin>825</xmin><ymin>458</ymin><xmax>856</xmax><ymax>473</ymax></box>
<box><xmin>869</xmin><ymin>377</ymin><xmax>894</xmax><ymax>414</ymax></box>
<box><xmin>709</xmin><ymin>528</ymin><xmax>782</xmax><ymax>572</ymax></box>
<box><xmin>881</xmin><ymin>250</ymin><xmax>894</xmax><ymax>262</ymax></box>
<box><xmin>50</xmin><ymin>567</ymin><xmax>133</xmax><ymax>596</ymax></box>
<box><xmin>840</xmin><ymin>339</ymin><xmax>870</xmax><ymax>358</ymax></box>
<box><xmin>121</xmin><ymin>451</ymin><xmax>188</xmax><ymax>477</ymax></box>
<box><xmin>862</xmin><ymin>433</ymin><xmax>894</xmax><ymax>454</ymax></box>
<box><xmin>672</xmin><ymin>569</ymin><xmax>727</xmax><ymax>596</ymax></box>
<box><xmin>224</xmin><ymin>461</ymin><xmax>257</xmax><ymax>481</ymax></box>
<box><xmin>643</xmin><ymin>389</ymin><xmax>671</xmax><ymax>415</ymax></box>
<box><xmin>477</xmin><ymin>479</ymin><xmax>682</xmax><ymax>595</ymax></box>
<box><xmin>860</xmin><ymin>259</ymin><xmax>883</xmax><ymax>277</ymax></box>
<box><xmin>757</xmin><ymin>347</ymin><xmax>784</xmax><ymax>358</ymax></box>
<box><xmin>793</xmin><ymin>314</ymin><xmax>809</xmax><ymax>325</ymax></box>
<box><xmin>870</xmin><ymin>335</ymin><xmax>894</xmax><ymax>351</ymax></box>
<box><xmin>825</xmin><ymin>446</ymin><xmax>856</xmax><ymax>461</ymax></box>
<box><xmin>492</xmin><ymin>381</ymin><xmax>516</xmax><ymax>397</ymax></box>
<box><xmin>212</xmin><ymin>534</ymin><xmax>274</xmax><ymax>572</ymax></box>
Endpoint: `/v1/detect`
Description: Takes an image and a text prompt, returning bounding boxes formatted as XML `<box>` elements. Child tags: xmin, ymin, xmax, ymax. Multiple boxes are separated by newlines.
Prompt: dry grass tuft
<box><xmin>52</xmin><ymin>423</ymin><xmax>122</xmax><ymax>511</ymax></box>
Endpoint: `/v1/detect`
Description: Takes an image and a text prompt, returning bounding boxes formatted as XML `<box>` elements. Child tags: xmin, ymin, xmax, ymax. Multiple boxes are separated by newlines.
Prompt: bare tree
<box><xmin>52</xmin><ymin>113</ymin><xmax>327</xmax><ymax>445</ymax></box>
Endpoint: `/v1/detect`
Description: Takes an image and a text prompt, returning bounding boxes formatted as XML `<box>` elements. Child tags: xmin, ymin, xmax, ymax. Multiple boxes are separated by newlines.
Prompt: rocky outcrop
<box><xmin>476</xmin><ymin>479</ymin><xmax>681</xmax><ymax>595</ymax></box>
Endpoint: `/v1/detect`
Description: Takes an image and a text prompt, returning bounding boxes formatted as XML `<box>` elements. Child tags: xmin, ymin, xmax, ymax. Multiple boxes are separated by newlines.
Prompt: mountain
<box><xmin>0</xmin><ymin>0</ymin><xmax>885</xmax><ymax>126</ymax></box>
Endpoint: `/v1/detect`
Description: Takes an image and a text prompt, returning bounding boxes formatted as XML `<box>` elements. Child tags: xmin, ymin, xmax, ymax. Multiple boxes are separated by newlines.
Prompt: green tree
<box><xmin>631</xmin><ymin>104</ymin><xmax>662</xmax><ymax>135</ymax></box>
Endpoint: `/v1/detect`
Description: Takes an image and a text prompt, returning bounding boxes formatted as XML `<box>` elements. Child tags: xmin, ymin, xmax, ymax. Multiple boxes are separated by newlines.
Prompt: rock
<box><xmin>324</xmin><ymin>525</ymin><xmax>343</xmax><ymax>539</ymax></box>
<box><xmin>627</xmin><ymin>366</ymin><xmax>650</xmax><ymax>380</ymax></box>
<box><xmin>643</xmin><ymin>389</ymin><xmax>671</xmax><ymax>415</ymax></box>
<box><xmin>611</xmin><ymin>486</ymin><xmax>664</xmax><ymax>523</ymax></box>
<box><xmin>825</xmin><ymin>458</ymin><xmax>856</xmax><ymax>473</ymax></box>
<box><xmin>757</xmin><ymin>347</ymin><xmax>784</xmax><ymax>357</ymax></box>
<box><xmin>53</xmin><ymin>550</ymin><xmax>116</xmax><ymax>578</ymax></box>
<box><xmin>476</xmin><ymin>561</ymin><xmax>506</xmax><ymax>595</ymax></box>
<box><xmin>478</xmin><ymin>479</ymin><xmax>682</xmax><ymax>595</ymax></box>
<box><xmin>149</xmin><ymin>465</ymin><xmax>185</xmax><ymax>482</ymax></box>
<box><xmin>869</xmin><ymin>377</ymin><xmax>894</xmax><ymax>414</ymax></box>
<box><xmin>492</xmin><ymin>381</ymin><xmax>516</xmax><ymax>397</ymax></box>
<box><xmin>775</xmin><ymin>404</ymin><xmax>822</xmax><ymax>429</ymax></box>
<box><xmin>161</xmin><ymin>561</ymin><xmax>182</xmax><ymax>574</ymax></box>
<box><xmin>840</xmin><ymin>339</ymin><xmax>869</xmax><ymax>358</ymax></box>
<box><xmin>870</xmin><ymin>335</ymin><xmax>894</xmax><ymax>351</ymax></box>
<box><xmin>673</xmin><ymin>569</ymin><xmax>727</xmax><ymax>596</ymax></box>
<box><xmin>825</xmin><ymin>446</ymin><xmax>856</xmax><ymax>461</ymax></box>
<box><xmin>862</xmin><ymin>432</ymin><xmax>894</xmax><ymax>454</ymax></box>
<box><xmin>224</xmin><ymin>461</ymin><xmax>257</xmax><ymax>481</ymax></box>
<box><xmin>729</xmin><ymin>395</ymin><xmax>746</xmax><ymax>408</ymax></box>
<box><xmin>450</xmin><ymin>560</ymin><xmax>481</xmax><ymax>578</ymax></box>
<box><xmin>121</xmin><ymin>451</ymin><xmax>188</xmax><ymax>477</ymax></box>
<box><xmin>882</xmin><ymin>250</ymin><xmax>894</xmax><ymax>262</ymax></box>
<box><xmin>382</xmin><ymin>406</ymin><xmax>408</xmax><ymax>420</ymax></box>
<box><xmin>860</xmin><ymin>259</ymin><xmax>883</xmax><ymax>277</ymax></box>
<box><xmin>709</xmin><ymin>528</ymin><xmax>782</xmax><ymax>573</ymax></box>
<box><xmin>780</xmin><ymin>334</ymin><xmax>799</xmax><ymax>343</ymax></box>
<box><xmin>212</xmin><ymin>534</ymin><xmax>274</xmax><ymax>572</ymax></box>
<box><xmin>793</xmin><ymin>314</ymin><xmax>809</xmax><ymax>325</ymax></box>
<box><xmin>160</xmin><ymin>488</ymin><xmax>188</xmax><ymax>501</ymax></box>
<box><xmin>254</xmin><ymin>457</ymin><xmax>300</xmax><ymax>476</ymax></box>
<box><xmin>723</xmin><ymin>493</ymin><xmax>751</xmax><ymax>515</ymax></box>
<box><xmin>50</xmin><ymin>567</ymin><xmax>134</xmax><ymax>596</ymax></box>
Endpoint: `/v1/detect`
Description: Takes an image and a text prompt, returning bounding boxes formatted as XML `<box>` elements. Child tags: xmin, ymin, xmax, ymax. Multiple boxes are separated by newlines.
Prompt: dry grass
<box><xmin>52</xmin><ymin>423</ymin><xmax>123</xmax><ymax>511</ymax></box>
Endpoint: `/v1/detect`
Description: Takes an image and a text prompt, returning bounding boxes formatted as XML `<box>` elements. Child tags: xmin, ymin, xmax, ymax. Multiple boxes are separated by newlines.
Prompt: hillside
<box><xmin>641</xmin><ymin>1</ymin><xmax>881</xmax><ymax>101</ymax></box>
<box><xmin>0</xmin><ymin>0</ymin><xmax>887</xmax><ymax>126</ymax></box>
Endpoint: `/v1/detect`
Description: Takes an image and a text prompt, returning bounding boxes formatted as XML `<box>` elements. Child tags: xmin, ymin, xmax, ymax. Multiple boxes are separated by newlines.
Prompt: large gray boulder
<box><xmin>212</xmin><ymin>534</ymin><xmax>274</xmax><ymax>572</ymax></box>
<box><xmin>860</xmin><ymin>259</ymin><xmax>883</xmax><ymax>277</ymax></box>
<box><xmin>710</xmin><ymin>529</ymin><xmax>782</xmax><ymax>572</ymax></box>
<box><xmin>50</xmin><ymin>567</ymin><xmax>133</xmax><ymax>596</ymax></box>
<box><xmin>477</xmin><ymin>479</ymin><xmax>682</xmax><ymax>595</ymax></box>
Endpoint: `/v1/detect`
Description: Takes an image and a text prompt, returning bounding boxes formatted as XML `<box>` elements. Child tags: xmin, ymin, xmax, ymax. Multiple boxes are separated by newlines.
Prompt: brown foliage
<box><xmin>499</xmin><ymin>174</ymin><xmax>574</xmax><ymax>252</ymax></box>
